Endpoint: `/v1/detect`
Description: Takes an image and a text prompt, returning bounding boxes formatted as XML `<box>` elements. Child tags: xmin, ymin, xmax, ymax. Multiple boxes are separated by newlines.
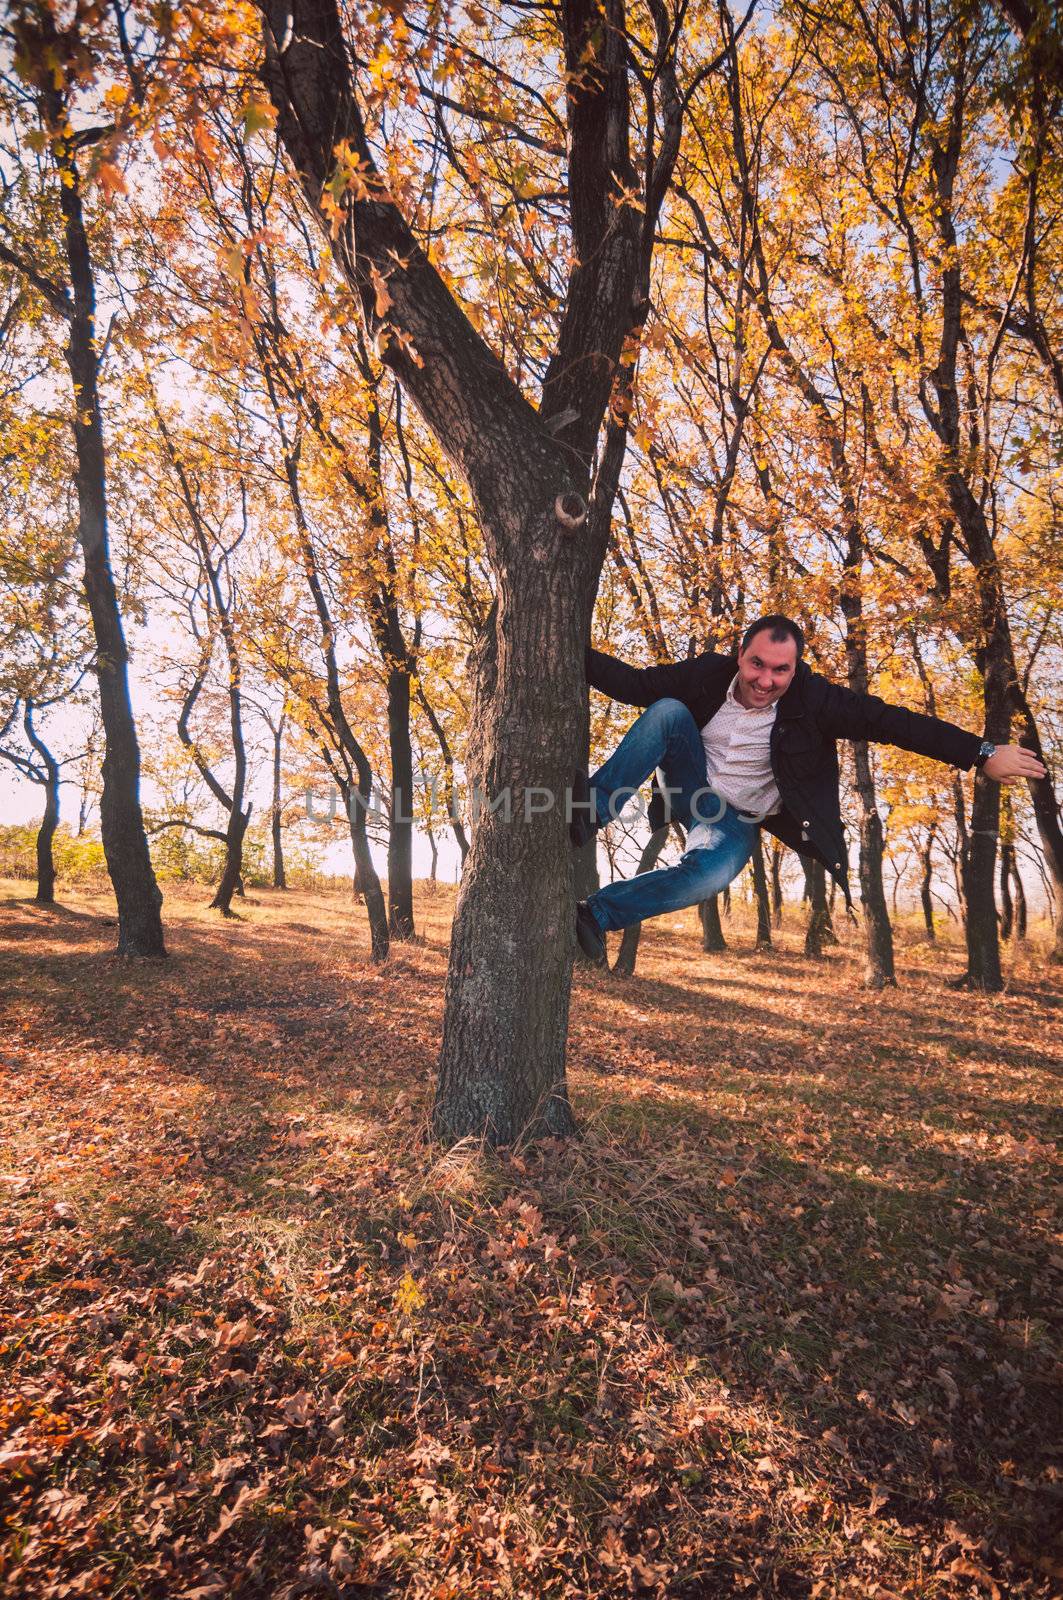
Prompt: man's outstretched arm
<box><xmin>814</xmin><ymin>679</ymin><xmax>1047</xmax><ymax>783</ymax></box>
<box><xmin>585</xmin><ymin>645</ymin><xmax>722</xmax><ymax>707</ymax></box>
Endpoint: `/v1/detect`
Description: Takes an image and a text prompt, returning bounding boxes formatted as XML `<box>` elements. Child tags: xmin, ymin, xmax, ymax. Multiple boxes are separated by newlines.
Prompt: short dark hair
<box><xmin>740</xmin><ymin>614</ymin><xmax>804</xmax><ymax>658</ymax></box>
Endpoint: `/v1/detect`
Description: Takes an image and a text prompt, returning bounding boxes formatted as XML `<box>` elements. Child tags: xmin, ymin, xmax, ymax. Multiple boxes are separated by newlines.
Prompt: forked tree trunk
<box><xmin>261</xmin><ymin>0</ymin><xmax>683</xmax><ymax>1142</ymax></box>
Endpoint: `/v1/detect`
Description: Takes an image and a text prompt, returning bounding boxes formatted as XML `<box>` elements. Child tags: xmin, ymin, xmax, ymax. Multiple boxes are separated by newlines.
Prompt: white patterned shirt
<box><xmin>698</xmin><ymin>674</ymin><xmax>781</xmax><ymax>820</ymax></box>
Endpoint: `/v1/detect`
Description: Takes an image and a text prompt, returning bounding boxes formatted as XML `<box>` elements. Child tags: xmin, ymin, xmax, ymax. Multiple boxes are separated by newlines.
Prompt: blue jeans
<box><xmin>584</xmin><ymin>698</ymin><xmax>757</xmax><ymax>934</ymax></box>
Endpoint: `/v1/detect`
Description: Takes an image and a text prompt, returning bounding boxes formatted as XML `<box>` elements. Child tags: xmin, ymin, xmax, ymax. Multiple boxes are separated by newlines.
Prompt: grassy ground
<box><xmin>0</xmin><ymin>878</ymin><xmax>1059</xmax><ymax>1599</ymax></box>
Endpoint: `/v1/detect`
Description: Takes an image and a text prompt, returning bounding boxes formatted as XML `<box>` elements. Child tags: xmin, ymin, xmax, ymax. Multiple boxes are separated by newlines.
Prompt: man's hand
<box><xmin>983</xmin><ymin>745</ymin><xmax>1048</xmax><ymax>783</ymax></box>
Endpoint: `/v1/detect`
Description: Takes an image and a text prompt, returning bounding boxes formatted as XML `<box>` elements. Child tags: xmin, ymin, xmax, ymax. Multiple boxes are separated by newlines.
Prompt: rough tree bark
<box><xmin>259</xmin><ymin>0</ymin><xmax>685</xmax><ymax>1141</ymax></box>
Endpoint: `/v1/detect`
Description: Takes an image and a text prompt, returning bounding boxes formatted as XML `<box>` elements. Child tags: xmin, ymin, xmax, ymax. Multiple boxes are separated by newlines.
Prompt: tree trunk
<box><xmin>920</xmin><ymin>825</ymin><xmax>937</xmax><ymax>941</ymax></box>
<box><xmin>802</xmin><ymin>857</ymin><xmax>837</xmax><ymax>956</ymax></box>
<box><xmin>260</xmin><ymin>0</ymin><xmax>684</xmax><ymax>1142</ymax></box>
<box><xmin>751</xmin><ymin>832</ymin><xmax>771</xmax><ymax>948</ymax></box>
<box><xmin>23</xmin><ymin>703</ymin><xmax>59</xmax><ymax>906</ymax></box>
<box><xmin>770</xmin><ymin>841</ymin><xmax>783</xmax><ymax>929</ymax></box>
<box><xmin>210</xmin><ymin>808</ymin><xmax>252</xmax><ymax>915</ymax></box>
<box><xmin>53</xmin><ymin>87</ymin><xmax>164</xmax><ymax>956</ymax></box>
<box><xmin>386</xmin><ymin>663</ymin><xmax>415</xmax><ymax>939</ymax></box>
<box><xmin>852</xmin><ymin>742</ymin><xmax>896</xmax><ymax>987</ymax></box>
<box><xmin>272</xmin><ymin>714</ymin><xmax>287</xmax><ymax>889</ymax></box>
<box><xmin>341</xmin><ymin>779</ymin><xmax>389</xmax><ymax>961</ymax></box>
<box><xmin>433</xmin><ymin>547</ymin><xmax>583</xmax><ymax>1143</ymax></box>
<box><xmin>416</xmin><ymin>682</ymin><xmax>470</xmax><ymax>865</ymax></box>
<box><xmin>999</xmin><ymin>840</ymin><xmax>1015</xmax><ymax>941</ymax></box>
<box><xmin>612</xmin><ymin>825</ymin><xmax>669</xmax><ymax>978</ymax></box>
<box><xmin>266</xmin><ymin>398</ymin><xmax>390</xmax><ymax>963</ymax></box>
<box><xmin>1013</xmin><ymin>856</ymin><xmax>1027</xmax><ymax>941</ymax></box>
<box><xmin>699</xmin><ymin>895</ymin><xmax>727</xmax><ymax>952</ymax></box>
<box><xmin>1011</xmin><ymin>696</ymin><xmax>1063</xmax><ymax>962</ymax></box>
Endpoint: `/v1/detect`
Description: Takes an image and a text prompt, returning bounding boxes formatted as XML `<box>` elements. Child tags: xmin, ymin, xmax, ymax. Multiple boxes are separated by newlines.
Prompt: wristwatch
<box><xmin>975</xmin><ymin>739</ymin><xmax>997</xmax><ymax>770</ymax></box>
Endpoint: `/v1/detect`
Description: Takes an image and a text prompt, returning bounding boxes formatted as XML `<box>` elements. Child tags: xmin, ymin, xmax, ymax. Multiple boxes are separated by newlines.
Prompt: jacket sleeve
<box><xmin>585</xmin><ymin>646</ymin><xmax>720</xmax><ymax>708</ymax></box>
<box><xmin>813</xmin><ymin>678</ymin><xmax>983</xmax><ymax>769</ymax></box>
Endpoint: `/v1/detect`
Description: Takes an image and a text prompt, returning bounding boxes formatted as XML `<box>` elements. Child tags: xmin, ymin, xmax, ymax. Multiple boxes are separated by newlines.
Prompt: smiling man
<box><xmin>572</xmin><ymin>615</ymin><xmax>1046</xmax><ymax>964</ymax></box>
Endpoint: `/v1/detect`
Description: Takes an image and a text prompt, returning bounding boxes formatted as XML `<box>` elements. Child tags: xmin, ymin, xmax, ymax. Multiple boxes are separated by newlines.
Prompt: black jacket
<box><xmin>587</xmin><ymin>646</ymin><xmax>982</xmax><ymax>903</ymax></box>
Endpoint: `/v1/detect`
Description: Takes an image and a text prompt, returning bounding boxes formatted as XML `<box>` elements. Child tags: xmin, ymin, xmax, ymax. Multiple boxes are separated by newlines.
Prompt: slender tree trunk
<box><xmin>427</xmin><ymin>826</ymin><xmax>438</xmax><ymax>884</ymax></box>
<box><xmin>1011</xmin><ymin>697</ymin><xmax>1063</xmax><ymax>962</ymax></box>
<box><xmin>53</xmin><ymin>95</ymin><xmax>164</xmax><ymax>955</ymax></box>
<box><xmin>340</xmin><ymin>779</ymin><xmax>389</xmax><ymax>959</ymax></box>
<box><xmin>612</xmin><ymin>825</ymin><xmax>669</xmax><ymax>978</ymax></box>
<box><xmin>269</xmin><ymin>408</ymin><xmax>389</xmax><ymax>962</ymax></box>
<box><xmin>272</xmin><ymin>715</ymin><xmax>287</xmax><ymax>889</ymax></box>
<box><xmin>211</xmin><ymin>810</ymin><xmax>252</xmax><ymax>915</ymax></box>
<box><xmin>770</xmin><ymin>841</ymin><xmax>783</xmax><ymax>929</ymax></box>
<box><xmin>853</xmin><ymin>743</ymin><xmax>896</xmax><ymax>986</ymax></box>
<box><xmin>751</xmin><ymin>832</ymin><xmax>771</xmax><ymax>948</ymax></box>
<box><xmin>1013</xmin><ymin>857</ymin><xmax>1027</xmax><ymax>941</ymax></box>
<box><xmin>699</xmin><ymin>895</ymin><xmax>727</xmax><ymax>952</ymax></box>
<box><xmin>802</xmin><ymin>857</ymin><xmax>837</xmax><ymax>955</ymax></box>
<box><xmin>386</xmin><ymin>663</ymin><xmax>415</xmax><ymax>939</ymax></box>
<box><xmin>415</xmin><ymin>683</ymin><xmax>469</xmax><ymax>864</ymax></box>
<box><xmin>958</xmin><ymin>598</ymin><xmax>1010</xmax><ymax>990</ymax></box>
<box><xmin>999</xmin><ymin>840</ymin><xmax>1015</xmax><ymax>941</ymax></box>
<box><xmin>22</xmin><ymin>703</ymin><xmax>59</xmax><ymax>906</ymax></box>
<box><xmin>920</xmin><ymin>825</ymin><xmax>937</xmax><ymax>941</ymax></box>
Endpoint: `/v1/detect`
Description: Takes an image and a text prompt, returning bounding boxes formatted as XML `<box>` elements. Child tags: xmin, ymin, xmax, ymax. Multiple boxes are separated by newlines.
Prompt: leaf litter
<box><xmin>0</xmin><ymin>883</ymin><xmax>1060</xmax><ymax>1598</ymax></box>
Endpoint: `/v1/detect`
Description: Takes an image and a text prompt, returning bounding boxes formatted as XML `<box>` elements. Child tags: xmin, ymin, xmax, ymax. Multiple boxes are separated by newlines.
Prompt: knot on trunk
<box><xmin>555</xmin><ymin>491</ymin><xmax>587</xmax><ymax>534</ymax></box>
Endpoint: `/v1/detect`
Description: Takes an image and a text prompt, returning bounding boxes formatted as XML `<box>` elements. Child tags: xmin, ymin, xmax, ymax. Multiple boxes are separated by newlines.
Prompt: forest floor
<box><xmin>0</xmin><ymin>878</ymin><xmax>1060</xmax><ymax>1600</ymax></box>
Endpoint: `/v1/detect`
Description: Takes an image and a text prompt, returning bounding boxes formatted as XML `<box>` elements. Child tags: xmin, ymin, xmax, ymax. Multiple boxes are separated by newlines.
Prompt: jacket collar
<box><xmin>777</xmin><ymin>660</ymin><xmax>808</xmax><ymax>720</ymax></box>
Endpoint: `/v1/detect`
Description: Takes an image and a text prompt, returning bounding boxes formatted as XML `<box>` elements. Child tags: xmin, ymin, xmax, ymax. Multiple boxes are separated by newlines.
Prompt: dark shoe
<box><xmin>576</xmin><ymin>901</ymin><xmax>606</xmax><ymax>965</ymax></box>
<box><xmin>569</xmin><ymin>766</ymin><xmax>598</xmax><ymax>849</ymax></box>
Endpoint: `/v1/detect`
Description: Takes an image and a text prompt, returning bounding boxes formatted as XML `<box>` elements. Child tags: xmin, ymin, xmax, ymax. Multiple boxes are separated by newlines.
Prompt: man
<box><xmin>573</xmin><ymin>615</ymin><xmax>1046</xmax><ymax>964</ymax></box>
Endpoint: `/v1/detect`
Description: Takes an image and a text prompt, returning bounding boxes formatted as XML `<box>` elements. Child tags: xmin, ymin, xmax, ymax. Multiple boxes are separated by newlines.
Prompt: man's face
<box><xmin>735</xmin><ymin>630</ymin><xmax>798</xmax><ymax>709</ymax></box>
